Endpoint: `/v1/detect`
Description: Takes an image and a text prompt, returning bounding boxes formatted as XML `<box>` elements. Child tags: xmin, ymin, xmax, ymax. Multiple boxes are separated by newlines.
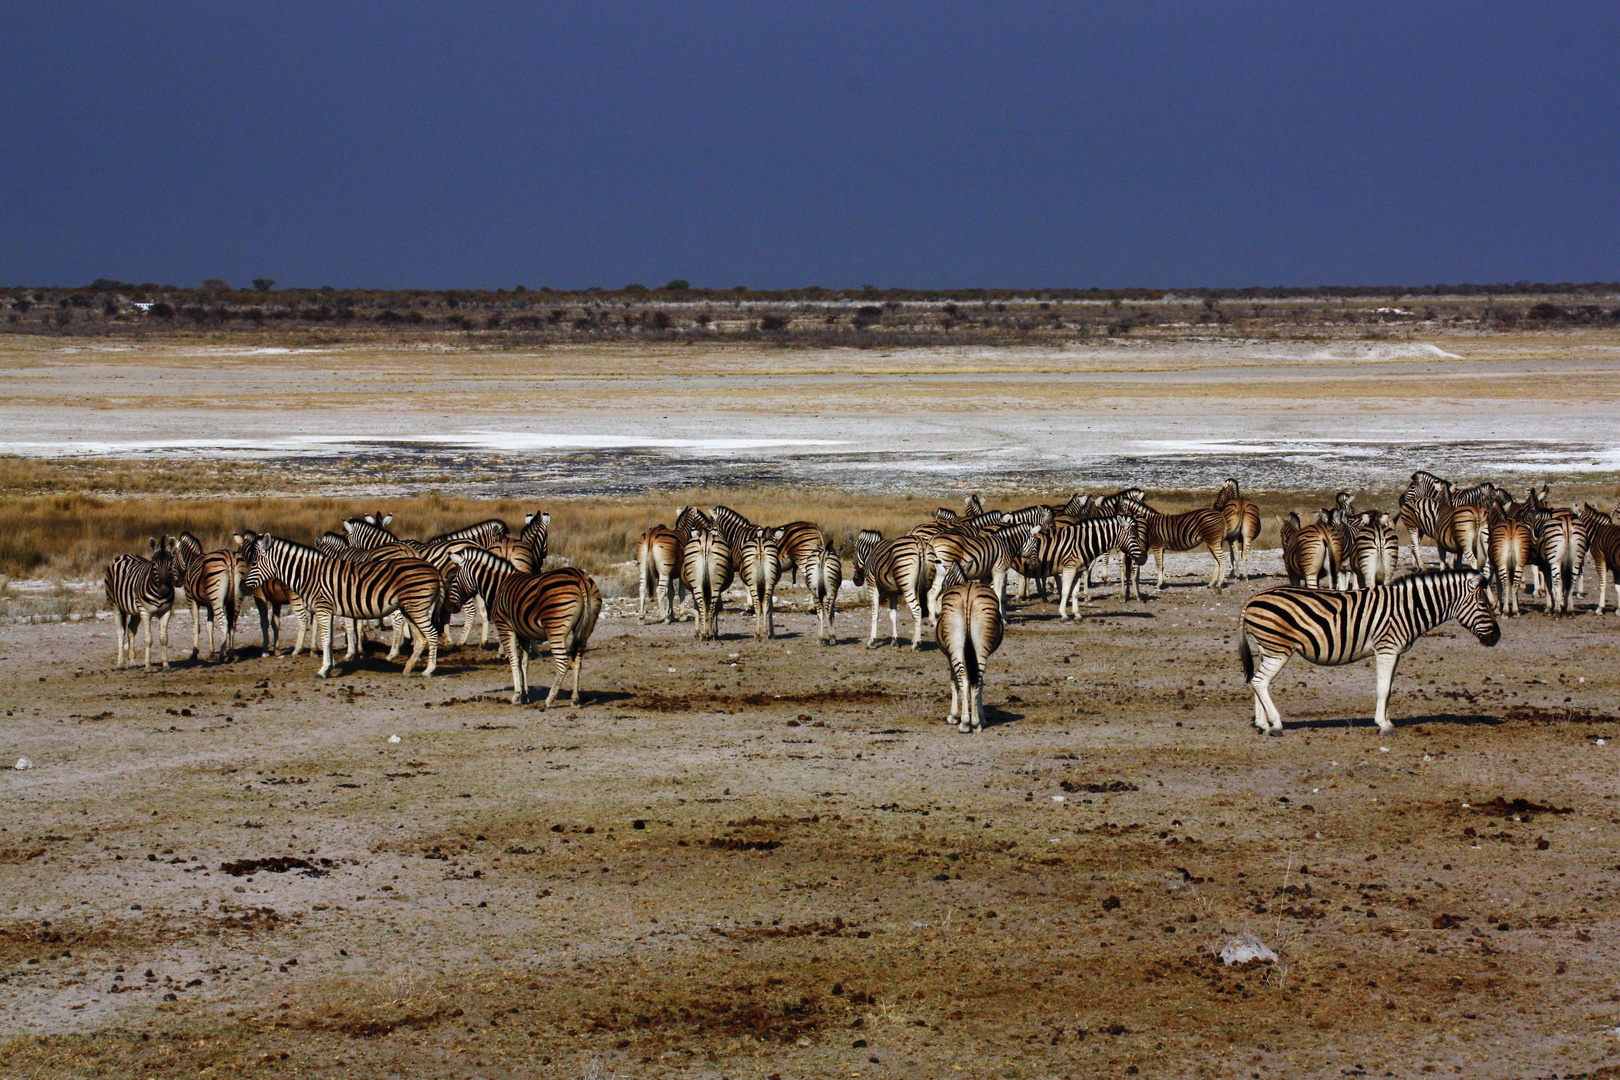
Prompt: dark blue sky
<box><xmin>4</xmin><ymin>2</ymin><xmax>1616</xmax><ymax>290</ymax></box>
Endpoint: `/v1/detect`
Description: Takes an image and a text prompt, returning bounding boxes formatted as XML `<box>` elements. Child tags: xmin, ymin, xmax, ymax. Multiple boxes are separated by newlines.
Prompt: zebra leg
<box><xmin>189</xmin><ymin>600</ymin><xmax>202</xmax><ymax>661</ymax></box>
<box><xmin>1248</xmin><ymin>651</ymin><xmax>1288</xmax><ymax>733</ymax></box>
<box><xmin>1208</xmin><ymin>547</ymin><xmax>1225</xmax><ymax>592</ymax></box>
<box><xmin>1154</xmin><ymin>548</ymin><xmax>1166</xmax><ymax>591</ymax></box>
<box><xmin>114</xmin><ymin>610</ymin><xmax>129</xmax><ymax>669</ymax></box>
<box><xmin>1058</xmin><ymin>568</ymin><xmax>1078</xmax><ymax>621</ymax></box>
<box><xmin>316</xmin><ymin>614</ymin><xmax>335</xmax><ymax>678</ymax></box>
<box><xmin>158</xmin><ymin>610</ymin><xmax>173</xmax><ymax>669</ymax></box>
<box><xmin>502</xmin><ymin>630</ymin><xmax>525</xmax><ymax>703</ymax></box>
<box><xmin>907</xmin><ymin>595</ymin><xmax>925</xmax><ymax>650</ymax></box>
<box><xmin>1372</xmin><ymin>651</ymin><xmax>1401</xmax><ymax>733</ymax></box>
<box><xmin>141</xmin><ymin>610</ymin><xmax>156</xmax><ymax>670</ymax></box>
<box><xmin>970</xmin><ymin>675</ymin><xmax>986</xmax><ymax>733</ymax></box>
<box><xmin>946</xmin><ymin>664</ymin><xmax>961</xmax><ymax>726</ymax></box>
<box><xmin>570</xmin><ymin>649</ymin><xmax>584</xmax><ymax>706</ymax></box>
<box><xmin>866</xmin><ymin>589</ymin><xmax>881</xmax><ymax>648</ymax></box>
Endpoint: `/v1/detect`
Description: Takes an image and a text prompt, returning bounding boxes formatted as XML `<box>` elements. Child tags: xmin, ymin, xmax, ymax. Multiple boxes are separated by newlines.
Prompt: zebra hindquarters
<box><xmin>936</xmin><ymin>582</ymin><xmax>1004</xmax><ymax>732</ymax></box>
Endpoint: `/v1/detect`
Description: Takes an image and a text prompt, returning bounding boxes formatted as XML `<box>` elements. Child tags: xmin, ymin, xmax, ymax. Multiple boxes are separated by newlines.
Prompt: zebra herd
<box><xmin>98</xmin><ymin>472</ymin><xmax>1615</xmax><ymax>735</ymax></box>
<box><xmin>103</xmin><ymin>512</ymin><xmax>601</xmax><ymax>707</ymax></box>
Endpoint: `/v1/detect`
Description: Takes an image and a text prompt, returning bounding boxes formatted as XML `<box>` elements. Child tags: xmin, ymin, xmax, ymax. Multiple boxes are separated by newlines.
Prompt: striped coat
<box><xmin>935</xmin><ymin>581</ymin><xmax>1005</xmax><ymax>733</ymax></box>
<box><xmin>1584</xmin><ymin>504</ymin><xmax>1620</xmax><ymax>614</ymax></box>
<box><xmin>176</xmin><ymin>531</ymin><xmax>240</xmax><ymax>663</ymax></box>
<box><xmin>104</xmin><ymin>537</ymin><xmax>181</xmax><ymax>670</ymax></box>
<box><xmin>681</xmin><ymin>529</ymin><xmax>735</xmax><ymax>641</ymax></box>
<box><xmin>244</xmin><ymin>533</ymin><xmax>444</xmax><ymax>678</ymax></box>
<box><xmin>805</xmin><ymin>544</ymin><xmax>842</xmax><ymax>645</ymax></box>
<box><xmin>852</xmin><ymin>530</ymin><xmax>932</xmax><ymax>650</ymax></box>
<box><xmin>1397</xmin><ymin>471</ymin><xmax>1449</xmax><ymax>567</ymax></box>
<box><xmin>1145</xmin><ymin>508</ymin><xmax>1228</xmax><ymax>591</ymax></box>
<box><xmin>637</xmin><ymin>524</ymin><xmax>686</xmax><ymax>622</ymax></box>
<box><xmin>737</xmin><ymin>527</ymin><xmax>785</xmax><ymax>639</ymax></box>
<box><xmin>235</xmin><ymin>530</ymin><xmax>308</xmax><ymax>656</ymax></box>
<box><xmin>450</xmin><ymin>549</ymin><xmax>602</xmax><ymax>707</ymax></box>
<box><xmin>1534</xmin><ymin>507</ymin><xmax>1589</xmax><ymax>615</ymax></box>
<box><xmin>1039</xmin><ymin>515</ymin><xmax>1145</xmax><ymax>618</ymax></box>
<box><xmin>1486</xmin><ymin>515</ymin><xmax>1534</xmax><ymax>616</ymax></box>
<box><xmin>1213</xmin><ymin>479</ymin><xmax>1262</xmax><ymax>581</ymax></box>
<box><xmin>1349</xmin><ymin>511</ymin><xmax>1399</xmax><ymax>590</ymax></box>
<box><xmin>1239</xmin><ymin>570</ymin><xmax>1500</xmax><ymax>734</ymax></box>
<box><xmin>1279</xmin><ymin>512</ymin><xmax>1336</xmax><ymax>590</ymax></box>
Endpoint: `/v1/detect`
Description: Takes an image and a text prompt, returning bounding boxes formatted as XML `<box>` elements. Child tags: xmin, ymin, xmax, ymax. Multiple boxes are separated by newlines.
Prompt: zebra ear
<box><xmin>232</xmin><ymin>532</ymin><xmax>242</xmax><ymax>546</ymax></box>
<box><xmin>773</xmin><ymin>528</ymin><xmax>785</xmax><ymax>540</ymax></box>
<box><xmin>165</xmin><ymin>536</ymin><xmax>179</xmax><ymax>553</ymax></box>
<box><xmin>148</xmin><ymin>536</ymin><xmax>159</xmax><ymax>552</ymax></box>
<box><xmin>541</xmin><ymin>512</ymin><xmax>551</xmax><ymax>527</ymax></box>
<box><xmin>381</xmin><ymin>514</ymin><xmax>393</xmax><ymax>526</ymax></box>
<box><xmin>450</xmin><ymin>552</ymin><xmax>464</xmax><ymax>565</ymax></box>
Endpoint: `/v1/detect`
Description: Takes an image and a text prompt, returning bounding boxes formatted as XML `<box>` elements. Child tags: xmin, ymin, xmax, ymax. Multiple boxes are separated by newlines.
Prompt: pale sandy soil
<box><xmin>3</xmin><ymin>558</ymin><xmax>1620</xmax><ymax>1079</ymax></box>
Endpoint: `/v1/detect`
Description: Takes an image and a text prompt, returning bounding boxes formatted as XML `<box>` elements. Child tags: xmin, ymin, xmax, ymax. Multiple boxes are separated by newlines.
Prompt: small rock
<box><xmin>387</xmin><ymin>735</ymin><xmax>401</xmax><ymax>744</ymax></box>
<box><xmin>14</xmin><ymin>757</ymin><xmax>33</xmax><ymax>770</ymax></box>
<box><xmin>1218</xmin><ymin>932</ymin><xmax>1278</xmax><ymax>966</ymax></box>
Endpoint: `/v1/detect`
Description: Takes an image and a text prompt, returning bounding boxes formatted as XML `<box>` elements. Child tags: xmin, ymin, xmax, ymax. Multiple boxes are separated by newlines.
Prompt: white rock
<box><xmin>1052</xmin><ymin>795</ymin><xmax>1066</xmax><ymax>802</ymax></box>
<box><xmin>14</xmin><ymin>757</ymin><xmax>34</xmax><ymax>770</ymax></box>
<box><xmin>387</xmin><ymin>735</ymin><xmax>401</xmax><ymax>744</ymax></box>
<box><xmin>1218</xmin><ymin>932</ymin><xmax>1278</xmax><ymax>966</ymax></box>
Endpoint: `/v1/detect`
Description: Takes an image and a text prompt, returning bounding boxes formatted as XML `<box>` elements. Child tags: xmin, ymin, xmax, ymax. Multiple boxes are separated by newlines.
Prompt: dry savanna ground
<box><xmin>3</xmin><ymin>557</ymin><xmax>1620</xmax><ymax>1080</ymax></box>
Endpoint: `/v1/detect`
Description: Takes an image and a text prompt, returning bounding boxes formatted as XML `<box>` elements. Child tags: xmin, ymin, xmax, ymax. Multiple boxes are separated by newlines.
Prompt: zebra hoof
<box><xmin>957</xmin><ymin>722</ymin><xmax>973</xmax><ymax>733</ymax></box>
<box><xmin>1265</xmin><ymin>728</ymin><xmax>1284</xmax><ymax>737</ymax></box>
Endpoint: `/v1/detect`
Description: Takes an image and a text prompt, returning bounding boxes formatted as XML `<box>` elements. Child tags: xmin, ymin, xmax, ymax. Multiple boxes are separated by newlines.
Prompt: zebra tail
<box><xmin>1239</xmin><ymin>632</ymin><xmax>1254</xmax><ymax>684</ymax></box>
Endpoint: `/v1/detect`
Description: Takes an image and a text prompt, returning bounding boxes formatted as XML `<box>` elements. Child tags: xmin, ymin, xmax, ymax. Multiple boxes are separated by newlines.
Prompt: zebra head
<box><xmin>851</xmin><ymin>529</ymin><xmax>883</xmax><ymax>587</ymax></box>
<box><xmin>1018</xmin><ymin>524</ymin><xmax>1042</xmax><ymax>560</ymax></box>
<box><xmin>146</xmin><ymin>536</ymin><xmax>181</xmax><ymax>585</ymax></box>
<box><xmin>1452</xmin><ymin>571</ymin><xmax>1501</xmax><ymax>647</ymax></box>
<box><xmin>1117</xmin><ymin>515</ymin><xmax>1148</xmax><ymax>565</ymax></box>
<box><xmin>239</xmin><ymin>531</ymin><xmax>278</xmax><ymax>594</ymax></box>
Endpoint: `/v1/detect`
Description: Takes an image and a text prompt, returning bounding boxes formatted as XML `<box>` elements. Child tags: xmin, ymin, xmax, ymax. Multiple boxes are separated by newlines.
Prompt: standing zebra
<box><xmin>773</xmin><ymin>520</ymin><xmax>830</xmax><ymax>595</ymax></box>
<box><xmin>1433</xmin><ymin>502</ymin><xmax>1488</xmax><ymax>571</ymax></box>
<box><xmin>1213</xmin><ymin>479</ymin><xmax>1262</xmax><ymax>581</ymax></box>
<box><xmin>1486</xmin><ymin>515</ymin><xmax>1534</xmax><ymax>616</ymax></box>
<box><xmin>925</xmin><ymin>524</ymin><xmax>1032</xmax><ymax>617</ymax></box>
<box><xmin>1239</xmin><ymin>569</ymin><xmax>1500</xmax><ymax>735</ymax></box>
<box><xmin>236</xmin><ymin>530</ymin><xmax>308</xmax><ymax>655</ymax></box>
<box><xmin>1534</xmin><ymin>506</ymin><xmax>1589</xmax><ymax>616</ymax></box>
<box><xmin>637</xmin><ymin>524</ymin><xmax>686</xmax><ymax>622</ymax></box>
<box><xmin>1145</xmin><ymin>507</ymin><xmax>1228</xmax><ymax>592</ymax></box>
<box><xmin>738</xmin><ymin>526</ymin><xmax>786</xmax><ymax>639</ymax></box>
<box><xmin>1042</xmin><ymin>515</ymin><xmax>1146</xmax><ymax>618</ymax></box>
<box><xmin>449</xmin><ymin>549</ymin><xmax>602</xmax><ymax>707</ymax></box>
<box><xmin>104</xmin><ymin>537</ymin><xmax>181</xmax><ymax>670</ymax></box>
<box><xmin>681</xmin><ymin>529</ymin><xmax>735</xmax><ymax>642</ymax></box>
<box><xmin>176</xmin><ymin>531</ymin><xmax>240</xmax><ymax>663</ymax></box>
<box><xmin>935</xmin><ymin>572</ymin><xmax>1005</xmax><ymax>733</ymax></box>
<box><xmin>1349</xmin><ymin>511</ymin><xmax>1399</xmax><ymax>590</ymax></box>
<box><xmin>243</xmin><ymin>533</ymin><xmax>443</xmax><ymax>678</ymax></box>
<box><xmin>805</xmin><ymin>543</ymin><xmax>842</xmax><ymax>644</ymax></box>
<box><xmin>852</xmin><ymin>529</ymin><xmax>932</xmax><ymax>649</ymax></box>
<box><xmin>1278</xmin><ymin>512</ymin><xmax>1336</xmax><ymax>589</ymax></box>
<box><xmin>1584</xmin><ymin>504</ymin><xmax>1620</xmax><ymax>614</ymax></box>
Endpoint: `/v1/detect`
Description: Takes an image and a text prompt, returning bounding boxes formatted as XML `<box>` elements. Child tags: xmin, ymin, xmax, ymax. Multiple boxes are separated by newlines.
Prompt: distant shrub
<box><xmin>662</xmin><ymin>279</ymin><xmax>690</xmax><ymax>291</ymax></box>
<box><xmin>1526</xmin><ymin>302</ymin><xmax>1563</xmax><ymax>321</ymax></box>
<box><xmin>251</xmin><ymin>278</ymin><xmax>276</xmax><ymax>292</ymax></box>
<box><xmin>485</xmin><ymin>313</ymin><xmax>503</xmax><ymax>329</ymax></box>
<box><xmin>759</xmin><ymin>313</ymin><xmax>791</xmax><ymax>332</ymax></box>
<box><xmin>652</xmin><ymin>311</ymin><xmax>672</xmax><ymax>330</ymax></box>
<box><xmin>152</xmin><ymin>301</ymin><xmax>175</xmax><ymax>319</ymax></box>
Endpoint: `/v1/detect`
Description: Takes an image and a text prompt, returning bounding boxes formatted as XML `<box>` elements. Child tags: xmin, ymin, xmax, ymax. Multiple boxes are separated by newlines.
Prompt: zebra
<box><xmin>1486</xmin><ymin>515</ymin><xmax>1534</xmax><ymax>616</ymax></box>
<box><xmin>1534</xmin><ymin>506</ymin><xmax>1588</xmax><ymax>616</ymax></box>
<box><xmin>236</xmin><ymin>530</ymin><xmax>308</xmax><ymax>655</ymax></box>
<box><xmin>1145</xmin><ymin>507</ymin><xmax>1228</xmax><ymax>592</ymax></box>
<box><xmin>104</xmin><ymin>537</ymin><xmax>181</xmax><ymax>670</ymax></box>
<box><xmin>242</xmin><ymin>532</ymin><xmax>443</xmax><ymax>678</ymax></box>
<box><xmin>935</xmin><ymin>570</ymin><xmax>1005</xmax><ymax>733</ymax></box>
<box><xmin>1584</xmin><ymin>504</ymin><xmax>1620</xmax><ymax>614</ymax></box>
<box><xmin>1039</xmin><ymin>515</ymin><xmax>1146</xmax><ymax>618</ymax></box>
<box><xmin>1316</xmin><ymin>502</ymin><xmax>1356</xmax><ymax>589</ymax></box>
<box><xmin>1433</xmin><ymin>502</ymin><xmax>1488</xmax><ymax>571</ymax></box>
<box><xmin>674</xmin><ymin>505</ymin><xmax>713</xmax><ymax>537</ymax></box>
<box><xmin>316</xmin><ymin>531</ymin><xmax>350</xmax><ymax>556</ymax></box>
<box><xmin>805</xmin><ymin>543</ymin><xmax>842</xmax><ymax>645</ymax></box>
<box><xmin>773</xmin><ymin>520</ymin><xmax>831</xmax><ymax>604</ymax></box>
<box><xmin>1397</xmin><ymin>470</ymin><xmax>1449</xmax><ymax>567</ymax></box>
<box><xmin>1349</xmin><ymin>511</ymin><xmax>1399</xmax><ymax>590</ymax></box>
<box><xmin>176</xmin><ymin>531</ymin><xmax>240</xmax><ymax>663</ymax></box>
<box><xmin>737</xmin><ymin>526</ymin><xmax>785</xmax><ymax>639</ymax></box>
<box><xmin>1213</xmin><ymin>479</ymin><xmax>1262</xmax><ymax>581</ymax></box>
<box><xmin>681</xmin><ymin>529</ymin><xmax>734</xmax><ymax>642</ymax></box>
<box><xmin>1239</xmin><ymin>569</ymin><xmax>1500</xmax><ymax>735</ymax></box>
<box><xmin>637</xmin><ymin>524</ymin><xmax>686</xmax><ymax>623</ymax></box>
<box><xmin>851</xmin><ymin>529</ymin><xmax>931</xmax><ymax>649</ymax></box>
<box><xmin>1278</xmin><ymin>512</ymin><xmax>1336</xmax><ymax>589</ymax></box>
<box><xmin>342</xmin><ymin>514</ymin><xmax>398</xmax><ymax>549</ymax></box>
<box><xmin>449</xmin><ymin>549</ymin><xmax>602</xmax><ymax>707</ymax></box>
<box><xmin>924</xmin><ymin>524</ymin><xmax>1033</xmax><ymax>617</ymax></box>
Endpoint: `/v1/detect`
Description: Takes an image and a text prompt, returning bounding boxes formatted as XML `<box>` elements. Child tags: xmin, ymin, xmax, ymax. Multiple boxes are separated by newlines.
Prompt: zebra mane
<box><xmin>427</xmin><ymin>518</ymin><xmax>508</xmax><ymax>545</ymax></box>
<box><xmin>519</xmin><ymin>512</ymin><xmax>551</xmax><ymax>543</ymax></box>
<box><xmin>451</xmin><ymin>546</ymin><xmax>519</xmax><ymax>574</ymax></box>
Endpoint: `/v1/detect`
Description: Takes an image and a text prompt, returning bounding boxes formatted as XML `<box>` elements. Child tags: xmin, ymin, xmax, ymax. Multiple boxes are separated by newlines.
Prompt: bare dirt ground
<box><xmin>4</xmin><ymin>557</ymin><xmax>1620</xmax><ymax>1079</ymax></box>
